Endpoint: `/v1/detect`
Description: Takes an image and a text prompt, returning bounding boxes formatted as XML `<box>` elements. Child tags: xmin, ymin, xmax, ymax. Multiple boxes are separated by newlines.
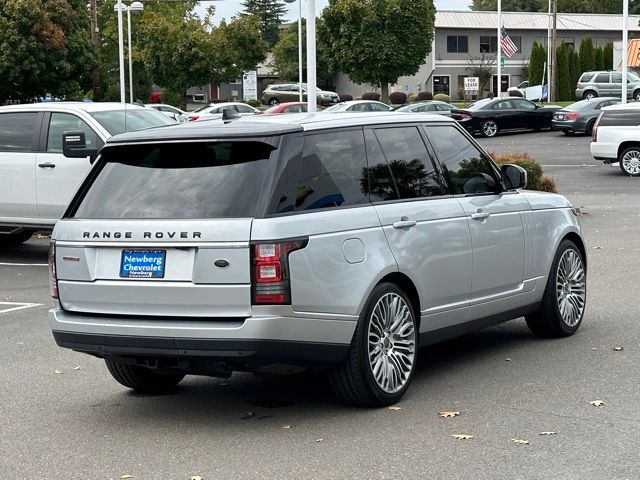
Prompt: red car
<box><xmin>264</xmin><ymin>102</ymin><xmax>309</xmax><ymax>114</ymax></box>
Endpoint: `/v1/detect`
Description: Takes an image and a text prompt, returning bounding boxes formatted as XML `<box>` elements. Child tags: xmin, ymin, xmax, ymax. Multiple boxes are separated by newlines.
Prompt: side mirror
<box><xmin>62</xmin><ymin>131</ymin><xmax>99</xmax><ymax>161</ymax></box>
<box><xmin>501</xmin><ymin>164</ymin><xmax>527</xmax><ymax>190</ymax></box>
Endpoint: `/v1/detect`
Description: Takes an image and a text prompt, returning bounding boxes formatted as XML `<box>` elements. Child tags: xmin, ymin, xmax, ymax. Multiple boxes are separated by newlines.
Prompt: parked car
<box><xmin>507</xmin><ymin>81</ymin><xmax>548</xmax><ymax>101</ymax></box>
<box><xmin>145</xmin><ymin>103</ymin><xmax>188</xmax><ymax>122</ymax></box>
<box><xmin>188</xmin><ymin>102</ymin><xmax>261</xmax><ymax>122</ymax></box>
<box><xmin>261</xmin><ymin>83</ymin><xmax>340</xmax><ymax>107</ymax></box>
<box><xmin>591</xmin><ymin>103</ymin><xmax>640</xmax><ymax>176</ymax></box>
<box><xmin>576</xmin><ymin>70</ymin><xmax>640</xmax><ymax>100</ymax></box>
<box><xmin>264</xmin><ymin>102</ymin><xmax>308</xmax><ymax>114</ymax></box>
<box><xmin>551</xmin><ymin>97</ymin><xmax>620</xmax><ymax>135</ymax></box>
<box><xmin>395</xmin><ymin>100</ymin><xmax>456</xmax><ymax>116</ymax></box>
<box><xmin>0</xmin><ymin>102</ymin><xmax>176</xmax><ymax>247</ymax></box>
<box><xmin>323</xmin><ymin>100</ymin><xmax>393</xmax><ymax>112</ymax></box>
<box><xmin>453</xmin><ymin>97</ymin><xmax>561</xmax><ymax>137</ymax></box>
<box><xmin>49</xmin><ymin>112</ymin><xmax>586</xmax><ymax>406</ymax></box>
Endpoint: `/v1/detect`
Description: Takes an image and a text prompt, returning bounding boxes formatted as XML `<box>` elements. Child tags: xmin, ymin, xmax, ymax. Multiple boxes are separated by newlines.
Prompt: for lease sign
<box><xmin>464</xmin><ymin>77</ymin><xmax>479</xmax><ymax>93</ymax></box>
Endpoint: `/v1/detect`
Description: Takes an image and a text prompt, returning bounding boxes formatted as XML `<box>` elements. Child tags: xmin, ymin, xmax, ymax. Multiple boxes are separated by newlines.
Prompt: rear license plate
<box><xmin>120</xmin><ymin>249</ymin><xmax>166</xmax><ymax>278</ymax></box>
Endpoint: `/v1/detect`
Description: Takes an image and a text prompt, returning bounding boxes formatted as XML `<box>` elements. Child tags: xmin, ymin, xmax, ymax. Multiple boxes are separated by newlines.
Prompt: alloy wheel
<box><xmin>482</xmin><ymin>120</ymin><xmax>498</xmax><ymax>137</ymax></box>
<box><xmin>621</xmin><ymin>149</ymin><xmax>640</xmax><ymax>176</ymax></box>
<box><xmin>367</xmin><ymin>293</ymin><xmax>416</xmax><ymax>394</ymax></box>
<box><xmin>555</xmin><ymin>249</ymin><xmax>586</xmax><ymax>327</ymax></box>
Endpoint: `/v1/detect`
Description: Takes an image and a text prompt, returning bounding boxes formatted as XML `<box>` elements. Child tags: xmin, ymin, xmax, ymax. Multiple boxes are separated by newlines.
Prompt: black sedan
<box><xmin>551</xmin><ymin>97</ymin><xmax>620</xmax><ymax>135</ymax></box>
<box><xmin>453</xmin><ymin>98</ymin><xmax>562</xmax><ymax>137</ymax></box>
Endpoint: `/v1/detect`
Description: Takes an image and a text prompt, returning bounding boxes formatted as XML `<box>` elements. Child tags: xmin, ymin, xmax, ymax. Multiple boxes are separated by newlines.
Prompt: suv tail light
<box><xmin>48</xmin><ymin>241</ymin><xmax>58</xmax><ymax>299</ymax></box>
<box><xmin>592</xmin><ymin>112</ymin><xmax>603</xmax><ymax>142</ymax></box>
<box><xmin>251</xmin><ymin>239</ymin><xmax>307</xmax><ymax>305</ymax></box>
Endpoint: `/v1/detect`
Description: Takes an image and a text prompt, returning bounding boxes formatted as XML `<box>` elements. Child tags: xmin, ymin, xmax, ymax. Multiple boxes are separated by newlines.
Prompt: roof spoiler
<box><xmin>222</xmin><ymin>108</ymin><xmax>241</xmax><ymax>124</ymax></box>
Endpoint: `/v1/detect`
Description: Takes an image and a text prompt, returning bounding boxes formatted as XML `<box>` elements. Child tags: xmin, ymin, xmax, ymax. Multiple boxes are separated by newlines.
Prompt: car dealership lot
<box><xmin>2</xmin><ymin>132</ymin><xmax>640</xmax><ymax>479</ymax></box>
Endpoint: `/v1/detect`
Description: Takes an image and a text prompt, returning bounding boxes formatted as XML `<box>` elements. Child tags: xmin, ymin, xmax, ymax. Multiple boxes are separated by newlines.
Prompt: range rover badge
<box><xmin>214</xmin><ymin>259</ymin><xmax>230</xmax><ymax>268</ymax></box>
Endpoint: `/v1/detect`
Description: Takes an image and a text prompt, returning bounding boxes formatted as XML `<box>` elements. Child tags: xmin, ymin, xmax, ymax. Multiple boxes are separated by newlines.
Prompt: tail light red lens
<box><xmin>252</xmin><ymin>239</ymin><xmax>307</xmax><ymax>305</ymax></box>
<box><xmin>566</xmin><ymin>112</ymin><xmax>580</xmax><ymax>120</ymax></box>
<box><xmin>48</xmin><ymin>241</ymin><xmax>58</xmax><ymax>299</ymax></box>
<box><xmin>592</xmin><ymin>113</ymin><xmax>603</xmax><ymax>142</ymax></box>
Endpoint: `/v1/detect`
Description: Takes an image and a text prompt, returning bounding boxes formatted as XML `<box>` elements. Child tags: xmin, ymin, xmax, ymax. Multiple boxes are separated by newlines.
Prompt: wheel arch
<box><xmin>561</xmin><ymin>231</ymin><xmax>587</xmax><ymax>271</ymax></box>
<box><xmin>617</xmin><ymin>141</ymin><xmax>640</xmax><ymax>161</ymax></box>
<box><xmin>370</xmin><ymin>272</ymin><xmax>422</xmax><ymax>330</ymax></box>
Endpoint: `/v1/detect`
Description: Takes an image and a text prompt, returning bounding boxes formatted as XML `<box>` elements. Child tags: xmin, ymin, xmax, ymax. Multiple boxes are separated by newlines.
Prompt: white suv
<box><xmin>591</xmin><ymin>103</ymin><xmax>640</xmax><ymax>176</ymax></box>
<box><xmin>0</xmin><ymin>102</ymin><xmax>175</xmax><ymax>247</ymax></box>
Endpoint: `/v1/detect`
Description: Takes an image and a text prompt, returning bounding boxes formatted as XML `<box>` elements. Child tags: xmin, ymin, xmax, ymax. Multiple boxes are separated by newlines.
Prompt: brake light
<box><xmin>252</xmin><ymin>239</ymin><xmax>307</xmax><ymax>305</ymax></box>
<box><xmin>566</xmin><ymin>112</ymin><xmax>579</xmax><ymax>120</ymax></box>
<box><xmin>48</xmin><ymin>241</ymin><xmax>58</xmax><ymax>299</ymax></box>
<box><xmin>592</xmin><ymin>113</ymin><xmax>603</xmax><ymax>141</ymax></box>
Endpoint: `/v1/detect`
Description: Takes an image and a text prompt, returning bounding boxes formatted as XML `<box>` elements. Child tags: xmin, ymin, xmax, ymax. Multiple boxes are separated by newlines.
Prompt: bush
<box><xmin>508</xmin><ymin>89</ymin><xmax>524</xmax><ymax>97</ymax></box>
<box><xmin>245</xmin><ymin>99</ymin><xmax>261</xmax><ymax>108</ymax></box>
<box><xmin>433</xmin><ymin>93</ymin><xmax>451</xmax><ymax>103</ymax></box>
<box><xmin>489</xmin><ymin>151</ymin><xmax>557</xmax><ymax>193</ymax></box>
<box><xmin>362</xmin><ymin>92</ymin><xmax>381</xmax><ymax>101</ymax></box>
<box><xmin>417</xmin><ymin>91</ymin><xmax>433</xmax><ymax>101</ymax></box>
<box><xmin>389</xmin><ymin>91</ymin><xmax>407</xmax><ymax>105</ymax></box>
<box><xmin>160</xmin><ymin>89</ymin><xmax>182</xmax><ymax>107</ymax></box>
<box><xmin>340</xmin><ymin>94</ymin><xmax>353</xmax><ymax>102</ymax></box>
<box><xmin>407</xmin><ymin>94</ymin><xmax>418</xmax><ymax>103</ymax></box>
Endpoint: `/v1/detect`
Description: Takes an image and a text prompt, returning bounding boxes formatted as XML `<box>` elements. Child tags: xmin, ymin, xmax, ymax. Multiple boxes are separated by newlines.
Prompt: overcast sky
<box><xmin>205</xmin><ymin>0</ymin><xmax>470</xmax><ymax>24</ymax></box>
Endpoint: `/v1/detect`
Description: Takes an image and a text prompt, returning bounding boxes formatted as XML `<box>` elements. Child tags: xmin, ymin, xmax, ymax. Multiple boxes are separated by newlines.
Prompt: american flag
<box><xmin>500</xmin><ymin>27</ymin><xmax>518</xmax><ymax>58</ymax></box>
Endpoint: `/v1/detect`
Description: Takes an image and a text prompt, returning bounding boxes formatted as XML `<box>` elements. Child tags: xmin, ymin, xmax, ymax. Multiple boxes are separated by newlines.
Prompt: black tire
<box><xmin>582</xmin><ymin>90</ymin><xmax>597</xmax><ymax>100</ymax></box>
<box><xmin>618</xmin><ymin>146</ymin><xmax>640</xmax><ymax>177</ymax></box>
<box><xmin>0</xmin><ymin>231</ymin><xmax>32</xmax><ymax>248</ymax></box>
<box><xmin>329</xmin><ymin>282</ymin><xmax>418</xmax><ymax>407</ymax></box>
<box><xmin>268</xmin><ymin>98</ymin><xmax>279</xmax><ymax>106</ymax></box>
<box><xmin>634</xmin><ymin>90</ymin><xmax>640</xmax><ymax>101</ymax></box>
<box><xmin>525</xmin><ymin>239</ymin><xmax>586</xmax><ymax>338</ymax></box>
<box><xmin>480</xmin><ymin>119</ymin><xmax>499</xmax><ymax>137</ymax></box>
<box><xmin>105</xmin><ymin>359</ymin><xmax>185</xmax><ymax>392</ymax></box>
<box><xmin>585</xmin><ymin>119</ymin><xmax>596</xmax><ymax>136</ymax></box>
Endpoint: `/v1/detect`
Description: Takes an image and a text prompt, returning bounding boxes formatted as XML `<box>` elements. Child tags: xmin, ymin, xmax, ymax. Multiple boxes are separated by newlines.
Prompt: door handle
<box><xmin>38</xmin><ymin>163</ymin><xmax>55</xmax><ymax>169</ymax></box>
<box><xmin>393</xmin><ymin>218</ymin><xmax>417</xmax><ymax>229</ymax></box>
<box><xmin>470</xmin><ymin>209</ymin><xmax>490</xmax><ymax>221</ymax></box>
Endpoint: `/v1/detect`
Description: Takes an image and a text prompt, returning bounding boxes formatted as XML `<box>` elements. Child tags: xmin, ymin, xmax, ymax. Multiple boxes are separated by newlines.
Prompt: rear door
<box><xmin>492</xmin><ymin>100</ymin><xmax>520</xmax><ymax>129</ymax></box>
<box><xmin>55</xmin><ymin>139</ymin><xmax>278</xmax><ymax>318</ymax></box>
<box><xmin>0</xmin><ymin>111</ymin><xmax>42</xmax><ymax>223</ymax></box>
<box><xmin>511</xmin><ymin>98</ymin><xmax>541</xmax><ymax>128</ymax></box>
<box><xmin>369</xmin><ymin>125</ymin><xmax>473</xmax><ymax>331</ymax></box>
<box><xmin>593</xmin><ymin>72</ymin><xmax>611</xmax><ymax>96</ymax></box>
<box><xmin>35</xmin><ymin>112</ymin><xmax>104</xmax><ymax>221</ymax></box>
<box><xmin>425</xmin><ymin>125</ymin><xmax>528</xmax><ymax>320</ymax></box>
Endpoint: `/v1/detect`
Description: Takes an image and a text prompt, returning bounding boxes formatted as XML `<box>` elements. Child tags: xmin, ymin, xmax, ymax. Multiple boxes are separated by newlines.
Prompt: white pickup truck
<box><xmin>0</xmin><ymin>102</ymin><xmax>175</xmax><ymax>247</ymax></box>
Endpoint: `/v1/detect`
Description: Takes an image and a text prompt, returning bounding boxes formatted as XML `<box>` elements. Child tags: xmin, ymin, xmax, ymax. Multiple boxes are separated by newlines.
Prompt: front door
<box><xmin>35</xmin><ymin>112</ymin><xmax>103</xmax><ymax>221</ymax></box>
<box><xmin>424</xmin><ymin>124</ymin><xmax>527</xmax><ymax>320</ymax></box>
<box><xmin>366</xmin><ymin>126</ymin><xmax>473</xmax><ymax>331</ymax></box>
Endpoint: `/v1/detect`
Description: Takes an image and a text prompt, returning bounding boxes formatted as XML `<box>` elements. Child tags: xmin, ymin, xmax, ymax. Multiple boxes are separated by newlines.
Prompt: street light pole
<box><xmin>306</xmin><ymin>0</ymin><xmax>317</xmax><ymax>112</ymax></box>
<box><xmin>622</xmin><ymin>0</ymin><xmax>629</xmax><ymax>103</ymax></box>
<box><xmin>116</xmin><ymin>0</ymin><xmax>126</xmax><ymax>103</ymax></box>
<box><xmin>127</xmin><ymin>6</ymin><xmax>133</xmax><ymax>103</ymax></box>
<box><xmin>298</xmin><ymin>0</ymin><xmax>303</xmax><ymax>102</ymax></box>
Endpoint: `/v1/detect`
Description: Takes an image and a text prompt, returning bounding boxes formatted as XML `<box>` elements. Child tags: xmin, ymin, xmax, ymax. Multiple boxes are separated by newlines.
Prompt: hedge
<box><xmin>488</xmin><ymin>152</ymin><xmax>557</xmax><ymax>193</ymax></box>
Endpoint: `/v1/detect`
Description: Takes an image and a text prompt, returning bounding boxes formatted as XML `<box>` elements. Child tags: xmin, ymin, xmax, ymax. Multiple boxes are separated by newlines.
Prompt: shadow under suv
<box><xmin>49</xmin><ymin>112</ymin><xmax>587</xmax><ymax>406</ymax></box>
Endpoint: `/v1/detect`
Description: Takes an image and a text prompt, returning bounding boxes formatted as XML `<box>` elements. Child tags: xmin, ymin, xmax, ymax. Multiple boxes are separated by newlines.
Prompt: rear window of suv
<box><xmin>72</xmin><ymin>141</ymin><xmax>277</xmax><ymax>219</ymax></box>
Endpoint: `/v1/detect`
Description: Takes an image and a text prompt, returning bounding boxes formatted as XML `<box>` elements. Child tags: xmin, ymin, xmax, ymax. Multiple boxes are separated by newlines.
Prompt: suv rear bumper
<box><xmin>49</xmin><ymin>308</ymin><xmax>356</xmax><ymax>367</ymax></box>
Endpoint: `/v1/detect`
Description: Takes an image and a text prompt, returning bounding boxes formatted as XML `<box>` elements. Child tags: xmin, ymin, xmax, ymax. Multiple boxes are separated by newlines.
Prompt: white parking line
<box><xmin>0</xmin><ymin>262</ymin><xmax>48</xmax><ymax>267</ymax></box>
<box><xmin>0</xmin><ymin>302</ymin><xmax>43</xmax><ymax>314</ymax></box>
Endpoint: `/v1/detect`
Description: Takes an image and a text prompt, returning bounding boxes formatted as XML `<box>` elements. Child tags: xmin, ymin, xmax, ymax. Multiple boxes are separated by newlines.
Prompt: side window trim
<box><xmin>44</xmin><ymin>112</ymin><xmax>103</xmax><ymax>153</ymax></box>
<box><xmin>37</xmin><ymin>111</ymin><xmax>50</xmax><ymax>152</ymax></box>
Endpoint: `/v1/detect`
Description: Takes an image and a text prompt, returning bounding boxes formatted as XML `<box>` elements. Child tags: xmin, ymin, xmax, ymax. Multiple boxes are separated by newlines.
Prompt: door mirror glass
<box><xmin>62</xmin><ymin>131</ymin><xmax>99</xmax><ymax>161</ymax></box>
<box><xmin>501</xmin><ymin>164</ymin><xmax>527</xmax><ymax>190</ymax></box>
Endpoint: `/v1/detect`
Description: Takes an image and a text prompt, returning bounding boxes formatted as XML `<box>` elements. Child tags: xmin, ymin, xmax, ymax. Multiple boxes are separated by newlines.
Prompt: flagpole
<box><xmin>547</xmin><ymin>0</ymin><xmax>552</xmax><ymax>103</ymax></box>
<box><xmin>497</xmin><ymin>0</ymin><xmax>502</xmax><ymax>98</ymax></box>
<box><xmin>622</xmin><ymin>0</ymin><xmax>629</xmax><ymax>104</ymax></box>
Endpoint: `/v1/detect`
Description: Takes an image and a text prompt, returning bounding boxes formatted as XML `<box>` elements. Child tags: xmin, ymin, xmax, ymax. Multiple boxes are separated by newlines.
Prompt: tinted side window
<box><xmin>370</xmin><ymin>103</ymin><xmax>390</xmax><ymax>112</ymax></box>
<box><xmin>0</xmin><ymin>112</ymin><xmax>39</xmax><ymax>152</ymax></box>
<box><xmin>294</xmin><ymin>129</ymin><xmax>368</xmax><ymax>211</ymax></box>
<box><xmin>512</xmin><ymin>99</ymin><xmax>535</xmax><ymax>110</ymax></box>
<box><xmin>425</xmin><ymin>125</ymin><xmax>499</xmax><ymax>195</ymax></box>
<box><xmin>599</xmin><ymin>110</ymin><xmax>640</xmax><ymax>127</ymax></box>
<box><xmin>595</xmin><ymin>73</ymin><xmax>610</xmax><ymax>83</ymax></box>
<box><xmin>47</xmin><ymin>113</ymin><xmax>101</xmax><ymax>152</ymax></box>
<box><xmin>371</xmin><ymin>127</ymin><xmax>445</xmax><ymax>199</ymax></box>
<box><xmin>579</xmin><ymin>73</ymin><xmax>594</xmax><ymax>82</ymax></box>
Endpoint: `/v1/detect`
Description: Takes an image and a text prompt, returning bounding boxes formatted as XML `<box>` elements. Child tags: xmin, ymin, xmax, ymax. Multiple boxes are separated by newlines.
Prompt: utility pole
<box><xmin>90</xmin><ymin>0</ymin><xmax>101</xmax><ymax>100</ymax></box>
<box><xmin>551</xmin><ymin>0</ymin><xmax>557</xmax><ymax>102</ymax></box>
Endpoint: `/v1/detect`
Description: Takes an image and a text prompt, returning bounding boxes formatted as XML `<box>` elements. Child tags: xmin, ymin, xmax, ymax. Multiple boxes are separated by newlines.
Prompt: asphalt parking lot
<box><xmin>2</xmin><ymin>130</ymin><xmax>639</xmax><ymax>479</ymax></box>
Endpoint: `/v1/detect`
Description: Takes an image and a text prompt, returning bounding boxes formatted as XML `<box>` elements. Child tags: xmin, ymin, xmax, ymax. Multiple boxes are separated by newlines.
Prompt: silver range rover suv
<box><xmin>49</xmin><ymin>112</ymin><xmax>587</xmax><ymax>406</ymax></box>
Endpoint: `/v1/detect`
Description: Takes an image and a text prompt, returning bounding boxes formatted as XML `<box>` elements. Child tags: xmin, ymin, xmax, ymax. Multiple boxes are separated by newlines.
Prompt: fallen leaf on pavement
<box><xmin>505</xmin><ymin>358</ymin><xmax>512</xmax><ymax>362</ymax></box>
<box><xmin>452</xmin><ymin>434</ymin><xmax>473</xmax><ymax>440</ymax></box>
<box><xmin>316</xmin><ymin>438</ymin><xmax>323</xmax><ymax>443</ymax></box>
<box><xmin>120</xmin><ymin>476</ymin><xmax>134</xmax><ymax>480</ymax></box>
<box><xmin>613</xmin><ymin>347</ymin><xmax>624</xmax><ymax>351</ymax></box>
<box><xmin>439</xmin><ymin>411</ymin><xmax>460</xmax><ymax>418</ymax></box>
<box><xmin>73</xmin><ymin>366</ymin><xmax>82</xmax><ymax>370</ymax></box>
<box><xmin>54</xmin><ymin>370</ymin><xmax>62</xmax><ymax>374</ymax></box>
<box><xmin>593</xmin><ymin>246</ymin><xmax>602</xmax><ymax>250</ymax></box>
<box><xmin>240</xmin><ymin>411</ymin><xmax>255</xmax><ymax>419</ymax></box>
<box><xmin>539</xmin><ymin>431</ymin><xmax>557</xmax><ymax>435</ymax></box>
<box><xmin>281</xmin><ymin>425</ymin><xmax>291</xmax><ymax>430</ymax></box>
<box><xmin>511</xmin><ymin>438</ymin><xmax>529</xmax><ymax>445</ymax></box>
<box><xmin>190</xmin><ymin>476</ymin><xmax>203</xmax><ymax>480</ymax></box>
<box><xmin>388</xmin><ymin>406</ymin><xmax>402</xmax><ymax>411</ymax></box>
<box><xmin>590</xmin><ymin>400</ymin><xmax>605</xmax><ymax>407</ymax></box>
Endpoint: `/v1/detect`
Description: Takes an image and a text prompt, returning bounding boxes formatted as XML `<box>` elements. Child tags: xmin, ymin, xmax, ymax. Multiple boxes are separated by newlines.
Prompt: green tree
<box><xmin>0</xmin><ymin>0</ymin><xmax>96</xmax><ymax>103</ymax></box>
<box><xmin>569</xmin><ymin>48</ymin><xmax>579</xmax><ymax>91</ymax></box>
<box><xmin>320</xmin><ymin>0</ymin><xmax>436</xmax><ymax>102</ymax></box>
<box><xmin>594</xmin><ymin>47</ymin><xmax>605</xmax><ymax>70</ymax></box>
<box><xmin>556</xmin><ymin>42</ymin><xmax>573</xmax><ymax>101</ymax></box>
<box><xmin>529</xmin><ymin>42</ymin><xmax>546</xmax><ymax>85</ymax></box>
<box><xmin>471</xmin><ymin>0</ymin><xmax>622</xmax><ymax>12</ymax></box>
<box><xmin>603</xmin><ymin>43</ymin><xmax>614</xmax><ymax>70</ymax></box>
<box><xmin>466</xmin><ymin>55</ymin><xmax>495</xmax><ymax>95</ymax></box>
<box><xmin>271</xmin><ymin>19</ymin><xmax>334</xmax><ymax>89</ymax></box>
<box><xmin>579</xmin><ymin>36</ymin><xmax>596</xmax><ymax>74</ymax></box>
<box><xmin>471</xmin><ymin>0</ymin><xmax>542</xmax><ymax>10</ymax></box>
<box><xmin>241</xmin><ymin>0</ymin><xmax>287</xmax><ymax>46</ymax></box>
